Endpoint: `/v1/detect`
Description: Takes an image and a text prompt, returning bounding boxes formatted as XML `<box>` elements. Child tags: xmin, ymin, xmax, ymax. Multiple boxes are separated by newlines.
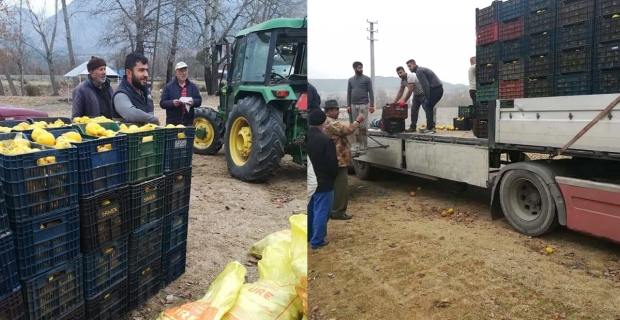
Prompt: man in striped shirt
<box><xmin>393</xmin><ymin>66</ymin><xmax>424</xmax><ymax>132</ymax></box>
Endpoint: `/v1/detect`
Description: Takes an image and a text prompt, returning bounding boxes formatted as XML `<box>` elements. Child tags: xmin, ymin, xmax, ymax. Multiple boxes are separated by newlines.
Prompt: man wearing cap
<box><xmin>307</xmin><ymin>109</ymin><xmax>339</xmax><ymax>249</ymax></box>
<box><xmin>160</xmin><ymin>62</ymin><xmax>202</xmax><ymax>126</ymax></box>
<box><xmin>71</xmin><ymin>56</ymin><xmax>114</xmax><ymax>119</ymax></box>
<box><xmin>322</xmin><ymin>99</ymin><xmax>364</xmax><ymax>220</ymax></box>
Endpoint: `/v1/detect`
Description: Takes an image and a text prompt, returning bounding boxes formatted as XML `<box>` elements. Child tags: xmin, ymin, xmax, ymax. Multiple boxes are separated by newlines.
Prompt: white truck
<box><xmin>352</xmin><ymin>94</ymin><xmax>620</xmax><ymax>243</ymax></box>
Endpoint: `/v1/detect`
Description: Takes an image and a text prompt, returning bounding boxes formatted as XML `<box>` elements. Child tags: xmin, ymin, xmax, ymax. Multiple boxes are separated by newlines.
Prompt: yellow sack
<box><xmin>221</xmin><ymin>281</ymin><xmax>302</xmax><ymax>320</ymax></box>
<box><xmin>159</xmin><ymin>262</ymin><xmax>247</xmax><ymax>320</ymax></box>
<box><xmin>248</xmin><ymin>229</ymin><xmax>291</xmax><ymax>259</ymax></box>
<box><xmin>222</xmin><ymin>231</ymin><xmax>303</xmax><ymax>320</ymax></box>
<box><xmin>289</xmin><ymin>214</ymin><xmax>308</xmax><ymax>316</ymax></box>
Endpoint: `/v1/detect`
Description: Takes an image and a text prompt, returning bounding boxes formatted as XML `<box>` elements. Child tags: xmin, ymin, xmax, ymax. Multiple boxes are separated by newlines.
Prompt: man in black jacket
<box><xmin>407</xmin><ymin>59</ymin><xmax>444</xmax><ymax>134</ymax></box>
<box><xmin>307</xmin><ymin>109</ymin><xmax>339</xmax><ymax>249</ymax></box>
<box><xmin>307</xmin><ymin>82</ymin><xmax>321</xmax><ymax>112</ymax></box>
<box><xmin>159</xmin><ymin>62</ymin><xmax>203</xmax><ymax>126</ymax></box>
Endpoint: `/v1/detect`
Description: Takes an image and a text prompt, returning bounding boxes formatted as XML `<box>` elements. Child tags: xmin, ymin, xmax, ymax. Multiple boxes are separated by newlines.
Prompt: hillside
<box><xmin>310</xmin><ymin>76</ymin><xmax>468</xmax><ymax>94</ymax></box>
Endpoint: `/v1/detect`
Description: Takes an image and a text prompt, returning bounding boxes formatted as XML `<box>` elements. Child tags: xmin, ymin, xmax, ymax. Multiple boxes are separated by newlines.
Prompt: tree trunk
<box><xmin>0</xmin><ymin>76</ymin><xmax>5</xmax><ymax>96</ymax></box>
<box><xmin>47</xmin><ymin>53</ymin><xmax>59</xmax><ymax>96</ymax></box>
<box><xmin>135</xmin><ymin>2</ymin><xmax>145</xmax><ymax>54</ymax></box>
<box><xmin>3</xmin><ymin>66</ymin><xmax>18</xmax><ymax>96</ymax></box>
<box><xmin>60</xmin><ymin>0</ymin><xmax>78</xmax><ymax>87</ymax></box>
<box><xmin>150</xmin><ymin>0</ymin><xmax>162</xmax><ymax>86</ymax></box>
<box><xmin>18</xmin><ymin>0</ymin><xmax>25</xmax><ymax>96</ymax></box>
<box><xmin>165</xmin><ymin>3</ymin><xmax>181</xmax><ymax>84</ymax></box>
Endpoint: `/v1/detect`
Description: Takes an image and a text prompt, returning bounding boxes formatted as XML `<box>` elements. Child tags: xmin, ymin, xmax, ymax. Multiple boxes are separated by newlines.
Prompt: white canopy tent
<box><xmin>63</xmin><ymin>60</ymin><xmax>121</xmax><ymax>100</ymax></box>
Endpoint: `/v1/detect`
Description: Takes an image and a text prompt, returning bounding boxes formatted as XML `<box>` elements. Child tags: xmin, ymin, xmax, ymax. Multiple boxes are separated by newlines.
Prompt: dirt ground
<box><xmin>308</xmin><ymin>170</ymin><xmax>620</xmax><ymax>320</ymax></box>
<box><xmin>2</xmin><ymin>91</ymin><xmax>307</xmax><ymax>319</ymax></box>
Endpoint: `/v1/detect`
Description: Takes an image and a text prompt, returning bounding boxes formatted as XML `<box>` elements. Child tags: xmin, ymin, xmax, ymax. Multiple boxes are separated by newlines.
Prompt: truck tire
<box><xmin>353</xmin><ymin>160</ymin><xmax>374</xmax><ymax>180</ymax></box>
<box><xmin>225</xmin><ymin>96</ymin><xmax>286</xmax><ymax>182</ymax></box>
<box><xmin>499</xmin><ymin>169</ymin><xmax>559</xmax><ymax>236</ymax></box>
<box><xmin>193</xmin><ymin>107</ymin><xmax>225</xmax><ymax>155</ymax></box>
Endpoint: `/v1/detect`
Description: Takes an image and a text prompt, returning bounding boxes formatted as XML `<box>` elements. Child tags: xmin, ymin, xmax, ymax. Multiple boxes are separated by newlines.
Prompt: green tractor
<box><xmin>192</xmin><ymin>17</ymin><xmax>308</xmax><ymax>183</ymax></box>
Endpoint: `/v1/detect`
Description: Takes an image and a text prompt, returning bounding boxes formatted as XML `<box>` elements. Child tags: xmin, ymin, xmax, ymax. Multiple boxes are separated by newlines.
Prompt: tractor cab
<box><xmin>193</xmin><ymin>18</ymin><xmax>308</xmax><ymax>183</ymax></box>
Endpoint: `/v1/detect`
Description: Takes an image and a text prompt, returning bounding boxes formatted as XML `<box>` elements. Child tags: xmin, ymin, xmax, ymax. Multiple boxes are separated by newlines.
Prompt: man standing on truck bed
<box><xmin>347</xmin><ymin>61</ymin><xmax>375</xmax><ymax>151</ymax></box>
<box><xmin>307</xmin><ymin>109</ymin><xmax>339</xmax><ymax>249</ymax></box>
<box><xmin>469</xmin><ymin>57</ymin><xmax>477</xmax><ymax>106</ymax></box>
<box><xmin>393</xmin><ymin>66</ymin><xmax>425</xmax><ymax>132</ymax></box>
<box><xmin>407</xmin><ymin>59</ymin><xmax>443</xmax><ymax>134</ymax></box>
<box><xmin>159</xmin><ymin>62</ymin><xmax>202</xmax><ymax>126</ymax></box>
<box><xmin>323</xmin><ymin>99</ymin><xmax>364</xmax><ymax>220</ymax></box>
<box><xmin>112</xmin><ymin>52</ymin><xmax>160</xmax><ymax>125</ymax></box>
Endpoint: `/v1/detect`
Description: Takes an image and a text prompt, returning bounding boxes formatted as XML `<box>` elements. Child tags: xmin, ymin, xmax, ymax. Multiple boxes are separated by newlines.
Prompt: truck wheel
<box><xmin>353</xmin><ymin>160</ymin><xmax>374</xmax><ymax>180</ymax></box>
<box><xmin>225</xmin><ymin>96</ymin><xmax>286</xmax><ymax>182</ymax></box>
<box><xmin>193</xmin><ymin>107</ymin><xmax>225</xmax><ymax>155</ymax></box>
<box><xmin>499</xmin><ymin>169</ymin><xmax>559</xmax><ymax>236</ymax></box>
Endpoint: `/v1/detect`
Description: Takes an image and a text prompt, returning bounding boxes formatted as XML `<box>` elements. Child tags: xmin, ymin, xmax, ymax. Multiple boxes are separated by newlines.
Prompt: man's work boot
<box><xmin>331</xmin><ymin>213</ymin><xmax>353</xmax><ymax>220</ymax></box>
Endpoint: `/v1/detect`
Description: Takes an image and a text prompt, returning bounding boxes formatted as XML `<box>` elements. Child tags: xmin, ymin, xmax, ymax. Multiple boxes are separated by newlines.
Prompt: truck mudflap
<box><xmin>555</xmin><ymin>176</ymin><xmax>620</xmax><ymax>243</ymax></box>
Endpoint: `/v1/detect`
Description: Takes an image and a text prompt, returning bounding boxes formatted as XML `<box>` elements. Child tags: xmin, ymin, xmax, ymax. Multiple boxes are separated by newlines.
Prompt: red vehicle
<box><xmin>0</xmin><ymin>104</ymin><xmax>48</xmax><ymax>121</ymax></box>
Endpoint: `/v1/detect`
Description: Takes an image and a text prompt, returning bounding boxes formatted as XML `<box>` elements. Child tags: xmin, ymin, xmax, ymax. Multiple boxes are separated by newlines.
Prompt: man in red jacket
<box><xmin>159</xmin><ymin>62</ymin><xmax>203</xmax><ymax>125</ymax></box>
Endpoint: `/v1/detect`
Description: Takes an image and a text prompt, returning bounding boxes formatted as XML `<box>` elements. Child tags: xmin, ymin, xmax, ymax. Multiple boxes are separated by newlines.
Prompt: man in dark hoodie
<box><xmin>307</xmin><ymin>109</ymin><xmax>339</xmax><ymax>250</ymax></box>
<box><xmin>159</xmin><ymin>62</ymin><xmax>202</xmax><ymax>126</ymax></box>
<box><xmin>407</xmin><ymin>59</ymin><xmax>444</xmax><ymax>134</ymax></box>
<box><xmin>71</xmin><ymin>56</ymin><xmax>114</xmax><ymax>119</ymax></box>
<box><xmin>112</xmin><ymin>52</ymin><xmax>160</xmax><ymax>125</ymax></box>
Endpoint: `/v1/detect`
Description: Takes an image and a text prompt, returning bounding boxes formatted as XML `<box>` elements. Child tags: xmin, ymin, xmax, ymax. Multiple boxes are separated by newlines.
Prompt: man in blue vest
<box><xmin>159</xmin><ymin>62</ymin><xmax>202</xmax><ymax>126</ymax></box>
<box><xmin>112</xmin><ymin>52</ymin><xmax>160</xmax><ymax>125</ymax></box>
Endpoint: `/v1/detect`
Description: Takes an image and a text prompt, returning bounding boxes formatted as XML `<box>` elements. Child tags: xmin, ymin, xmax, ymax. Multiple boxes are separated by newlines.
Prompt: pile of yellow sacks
<box><xmin>159</xmin><ymin>214</ymin><xmax>308</xmax><ymax>320</ymax></box>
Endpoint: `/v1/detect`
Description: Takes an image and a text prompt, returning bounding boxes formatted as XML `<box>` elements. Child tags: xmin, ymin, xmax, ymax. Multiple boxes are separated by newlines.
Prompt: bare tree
<box><xmin>150</xmin><ymin>0</ymin><xmax>163</xmax><ymax>86</ymax></box>
<box><xmin>60</xmin><ymin>0</ymin><xmax>78</xmax><ymax>86</ymax></box>
<box><xmin>165</xmin><ymin>0</ymin><xmax>182</xmax><ymax>83</ymax></box>
<box><xmin>0</xmin><ymin>1</ymin><xmax>20</xmax><ymax>96</ymax></box>
<box><xmin>24</xmin><ymin>0</ymin><xmax>60</xmax><ymax>95</ymax></box>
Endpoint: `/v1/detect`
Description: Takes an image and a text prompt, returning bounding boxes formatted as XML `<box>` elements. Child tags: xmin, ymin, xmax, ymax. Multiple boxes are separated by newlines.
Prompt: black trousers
<box><xmin>425</xmin><ymin>86</ymin><xmax>444</xmax><ymax>129</ymax></box>
<box><xmin>409</xmin><ymin>95</ymin><xmax>425</xmax><ymax>131</ymax></box>
<box><xmin>469</xmin><ymin>89</ymin><xmax>476</xmax><ymax>106</ymax></box>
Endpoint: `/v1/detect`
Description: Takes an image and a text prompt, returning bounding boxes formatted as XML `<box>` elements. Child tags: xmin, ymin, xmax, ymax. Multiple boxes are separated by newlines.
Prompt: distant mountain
<box><xmin>310</xmin><ymin>76</ymin><xmax>468</xmax><ymax>94</ymax></box>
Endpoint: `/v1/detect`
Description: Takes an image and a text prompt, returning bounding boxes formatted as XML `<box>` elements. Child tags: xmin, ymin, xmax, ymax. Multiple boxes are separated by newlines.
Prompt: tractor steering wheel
<box><xmin>271</xmin><ymin>72</ymin><xmax>286</xmax><ymax>81</ymax></box>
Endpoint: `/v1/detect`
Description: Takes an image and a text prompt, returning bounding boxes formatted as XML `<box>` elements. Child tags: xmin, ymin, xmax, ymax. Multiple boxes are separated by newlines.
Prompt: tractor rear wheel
<box><xmin>225</xmin><ymin>96</ymin><xmax>286</xmax><ymax>182</ymax></box>
<box><xmin>193</xmin><ymin>107</ymin><xmax>225</xmax><ymax>155</ymax></box>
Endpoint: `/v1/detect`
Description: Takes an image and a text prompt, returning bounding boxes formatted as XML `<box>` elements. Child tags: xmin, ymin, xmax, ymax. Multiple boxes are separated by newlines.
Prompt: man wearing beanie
<box><xmin>307</xmin><ymin>109</ymin><xmax>338</xmax><ymax>250</ymax></box>
<box><xmin>71</xmin><ymin>56</ymin><xmax>114</xmax><ymax>119</ymax></box>
<box><xmin>322</xmin><ymin>99</ymin><xmax>364</xmax><ymax>221</ymax></box>
<box><xmin>112</xmin><ymin>52</ymin><xmax>160</xmax><ymax>125</ymax></box>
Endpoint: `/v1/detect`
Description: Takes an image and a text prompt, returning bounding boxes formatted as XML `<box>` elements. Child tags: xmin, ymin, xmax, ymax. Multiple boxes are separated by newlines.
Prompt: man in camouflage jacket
<box><xmin>322</xmin><ymin>100</ymin><xmax>364</xmax><ymax>220</ymax></box>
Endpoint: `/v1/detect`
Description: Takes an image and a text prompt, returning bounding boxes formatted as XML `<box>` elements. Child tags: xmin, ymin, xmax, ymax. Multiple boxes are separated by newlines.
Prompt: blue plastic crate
<box><xmin>74</xmin><ymin>133</ymin><xmax>128</xmax><ymax>197</ymax></box>
<box><xmin>593</xmin><ymin>69</ymin><xmax>620</xmax><ymax>94</ymax></box>
<box><xmin>12</xmin><ymin>206</ymin><xmax>80</xmax><ymax>280</ymax></box>
<box><xmin>596</xmin><ymin>14</ymin><xmax>620</xmax><ymax>44</ymax></box>
<box><xmin>0</xmin><ymin>183</ymin><xmax>9</xmax><ymax>236</ymax></box>
<box><xmin>128</xmin><ymin>258</ymin><xmax>161</xmax><ymax>310</ymax></box>
<box><xmin>528</xmin><ymin>0</ymin><xmax>554</xmax><ymax>12</ymax></box>
<box><xmin>556</xmin><ymin>46</ymin><xmax>593</xmax><ymax>74</ymax></box>
<box><xmin>79</xmin><ymin>186</ymin><xmax>131</xmax><ymax>253</ymax></box>
<box><xmin>555</xmin><ymin>72</ymin><xmax>592</xmax><ymax>96</ymax></box>
<box><xmin>528</xmin><ymin>30</ymin><xmax>556</xmax><ymax>56</ymax></box>
<box><xmin>499</xmin><ymin>0</ymin><xmax>526</xmax><ymax>22</ymax></box>
<box><xmin>526</xmin><ymin>76</ymin><xmax>555</xmax><ymax>97</ymax></box>
<box><xmin>85</xmin><ymin>278</ymin><xmax>128</xmax><ymax>320</ymax></box>
<box><xmin>526</xmin><ymin>6</ymin><xmax>556</xmax><ymax>34</ymax></box>
<box><xmin>597</xmin><ymin>0</ymin><xmax>620</xmax><ymax>16</ymax></box>
<box><xmin>0</xmin><ymin>232</ymin><xmax>19</xmax><ymax>299</ymax></box>
<box><xmin>83</xmin><ymin>238</ymin><xmax>128</xmax><ymax>299</ymax></box>
<box><xmin>499</xmin><ymin>37</ymin><xmax>527</xmax><ymax>62</ymax></box>
<box><xmin>0</xmin><ymin>132</ymin><xmax>78</xmax><ymax>223</ymax></box>
<box><xmin>164</xmin><ymin>167</ymin><xmax>192</xmax><ymax>214</ymax></box>
<box><xmin>58</xmin><ymin>302</ymin><xmax>85</xmax><ymax>320</ymax></box>
<box><xmin>23</xmin><ymin>255</ymin><xmax>83</xmax><ymax>320</ymax></box>
<box><xmin>162</xmin><ymin>207</ymin><xmax>188</xmax><ymax>253</ymax></box>
<box><xmin>163</xmin><ymin>127</ymin><xmax>195</xmax><ymax>173</ymax></box>
<box><xmin>526</xmin><ymin>54</ymin><xmax>555</xmax><ymax>78</ymax></box>
<box><xmin>128</xmin><ymin>219</ymin><xmax>162</xmax><ymax>274</ymax></box>
<box><xmin>596</xmin><ymin>41</ymin><xmax>620</xmax><ymax>70</ymax></box>
<box><xmin>0</xmin><ymin>285</ymin><xmax>25</xmax><ymax>320</ymax></box>
<box><xmin>556</xmin><ymin>21</ymin><xmax>594</xmax><ymax>50</ymax></box>
<box><xmin>161</xmin><ymin>241</ymin><xmax>187</xmax><ymax>288</ymax></box>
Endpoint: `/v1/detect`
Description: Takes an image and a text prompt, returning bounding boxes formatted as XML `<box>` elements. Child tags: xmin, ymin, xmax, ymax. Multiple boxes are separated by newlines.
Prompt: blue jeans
<box><xmin>307</xmin><ymin>190</ymin><xmax>334</xmax><ymax>249</ymax></box>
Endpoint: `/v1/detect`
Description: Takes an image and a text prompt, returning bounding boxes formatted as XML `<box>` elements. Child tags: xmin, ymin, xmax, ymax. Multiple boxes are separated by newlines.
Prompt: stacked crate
<box><xmin>593</xmin><ymin>0</ymin><xmax>620</xmax><ymax>93</ymax></box>
<box><xmin>161</xmin><ymin>127</ymin><xmax>195</xmax><ymax>288</ymax></box>
<box><xmin>125</xmin><ymin>127</ymin><xmax>166</xmax><ymax>310</ymax></box>
<box><xmin>476</xmin><ymin>0</ymin><xmax>500</xmax><ymax>130</ymax></box>
<box><xmin>0</xmin><ymin>128</ymin><xmax>84</xmax><ymax>319</ymax></box>
<box><xmin>0</xmin><ymin>182</ymin><xmax>26</xmax><ymax>319</ymax></box>
<box><xmin>556</xmin><ymin>0</ymin><xmax>595</xmax><ymax>95</ymax></box>
<box><xmin>526</xmin><ymin>0</ymin><xmax>558</xmax><ymax>97</ymax></box>
<box><xmin>499</xmin><ymin>0</ymin><xmax>527</xmax><ymax>99</ymax></box>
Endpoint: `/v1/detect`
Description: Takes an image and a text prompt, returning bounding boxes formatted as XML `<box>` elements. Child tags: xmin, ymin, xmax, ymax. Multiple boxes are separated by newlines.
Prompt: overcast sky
<box><xmin>308</xmin><ymin>0</ymin><xmax>496</xmax><ymax>84</ymax></box>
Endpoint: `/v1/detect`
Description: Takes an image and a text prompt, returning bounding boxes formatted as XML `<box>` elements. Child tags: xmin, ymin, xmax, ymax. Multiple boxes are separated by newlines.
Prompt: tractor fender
<box><xmin>490</xmin><ymin>161</ymin><xmax>567</xmax><ymax>226</ymax></box>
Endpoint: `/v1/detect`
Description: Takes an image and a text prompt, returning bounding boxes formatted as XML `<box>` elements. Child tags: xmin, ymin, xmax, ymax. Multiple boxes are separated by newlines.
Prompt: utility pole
<box><xmin>366</xmin><ymin>20</ymin><xmax>378</xmax><ymax>104</ymax></box>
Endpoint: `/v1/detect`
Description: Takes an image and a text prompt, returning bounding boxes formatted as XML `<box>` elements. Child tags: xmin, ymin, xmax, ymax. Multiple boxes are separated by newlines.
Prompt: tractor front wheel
<box><xmin>225</xmin><ymin>96</ymin><xmax>286</xmax><ymax>182</ymax></box>
<box><xmin>193</xmin><ymin>107</ymin><xmax>225</xmax><ymax>155</ymax></box>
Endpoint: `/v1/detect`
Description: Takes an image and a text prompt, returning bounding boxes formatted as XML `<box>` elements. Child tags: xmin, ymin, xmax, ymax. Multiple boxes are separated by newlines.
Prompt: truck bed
<box><xmin>368</xmin><ymin>128</ymin><xmax>488</xmax><ymax>146</ymax></box>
